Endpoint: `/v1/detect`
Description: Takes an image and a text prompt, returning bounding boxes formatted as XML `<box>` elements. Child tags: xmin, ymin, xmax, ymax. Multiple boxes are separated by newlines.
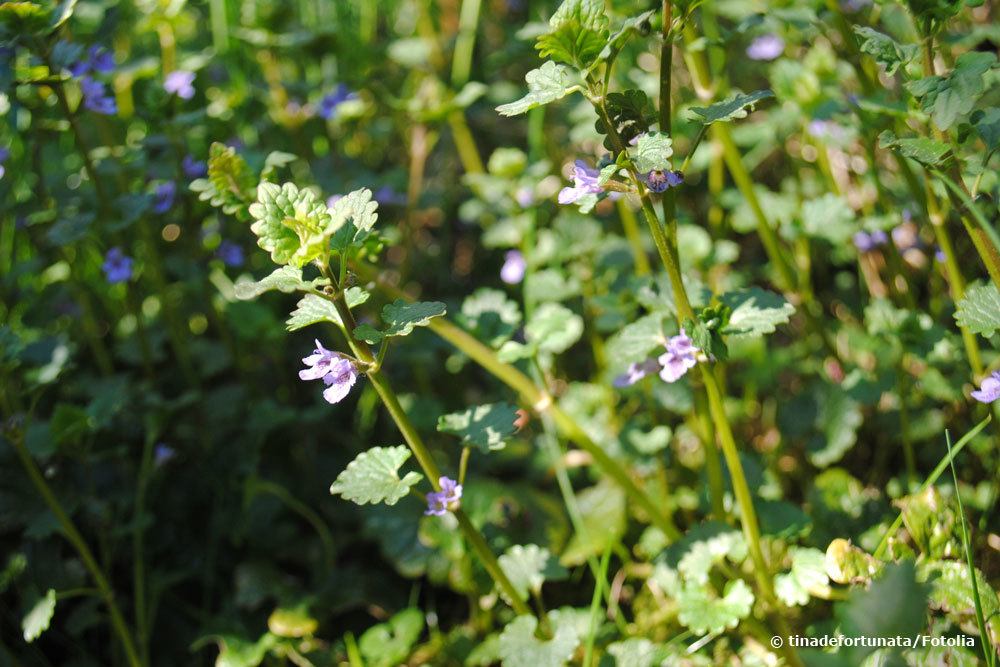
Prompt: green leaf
<box><xmin>905</xmin><ymin>52</ymin><xmax>997</xmax><ymax>130</ymax></box>
<box><xmin>602</xmin><ymin>11</ymin><xmax>655</xmax><ymax>59</ymax></box>
<box><xmin>354</xmin><ymin>300</ymin><xmax>446</xmax><ymax>343</ymax></box>
<box><xmin>22</xmin><ymin>589</ymin><xmax>56</xmax><ymax>643</ymax></box>
<box><xmin>286</xmin><ymin>288</ymin><xmax>370</xmax><ymax>331</ymax></box>
<box><xmin>878</xmin><ymin>130</ymin><xmax>951</xmax><ymax>167</ymax></box>
<box><xmin>497</xmin><ymin>62</ymin><xmax>578</xmax><ymax>117</ymax></box>
<box><xmin>212</xmin><ymin>634</ymin><xmax>277</xmax><ymax>667</ymax></box>
<box><xmin>248</xmin><ymin>182</ymin><xmax>340</xmax><ymax>267</ymax></box>
<box><xmin>688</xmin><ymin>90</ymin><xmax>774</xmax><ymax>125</ymax></box>
<box><xmin>329</xmin><ymin>446</ymin><xmax>423</xmax><ymax>506</ymax></box>
<box><xmin>535</xmin><ymin>0</ymin><xmax>610</xmax><ymax>68</ymax></box>
<box><xmin>923</xmin><ymin>561</ymin><xmax>1000</xmax><ymax>639</ymax></box>
<box><xmin>498</xmin><ymin>612</ymin><xmax>581</xmax><ymax>667</ymax></box>
<box><xmin>597</xmin><ymin>90</ymin><xmax>657</xmax><ymax>149</ymax></box>
<box><xmin>806</xmin><ymin>384</ymin><xmax>863</xmax><ymax>468</ymax></box>
<box><xmin>606</xmin><ymin>638</ymin><xmax>662</xmax><ymax>667</ymax></box>
<box><xmin>853</xmin><ymin>26</ymin><xmax>918</xmax><ymax>75</ymax></box>
<box><xmin>560</xmin><ymin>481</ymin><xmax>626</xmax><ymax>566</ymax></box>
<box><xmin>676</xmin><ymin>579</ymin><xmax>754</xmax><ymax>634</ymax></box>
<box><xmin>234</xmin><ymin>266</ymin><xmax>326</xmax><ymax>301</ymax></box>
<box><xmin>267</xmin><ymin>606</ymin><xmax>318</xmax><ymax>638</ymax></box>
<box><xmin>329</xmin><ymin>187</ymin><xmax>379</xmax><ymax>247</ymax></box>
<box><xmin>605</xmin><ymin>312</ymin><xmax>669</xmax><ymax>372</ymax></box>
<box><xmin>437</xmin><ymin>402</ymin><xmax>520</xmax><ymax>452</ymax></box>
<box><xmin>0</xmin><ymin>553</ymin><xmax>26</xmax><ymax>594</ymax></box>
<box><xmin>497</xmin><ymin>544</ymin><xmax>568</xmax><ymax>603</ymax></box>
<box><xmin>525</xmin><ymin>302</ymin><xmax>584</xmax><ymax>355</ymax></box>
<box><xmin>775</xmin><ymin>547</ymin><xmax>831</xmax><ymax>606</ymax></box>
<box><xmin>189</xmin><ymin>142</ymin><xmax>255</xmax><ymax>215</ymax></box>
<box><xmin>954</xmin><ymin>282</ymin><xmax>1000</xmax><ymax>337</ymax></box>
<box><xmin>719</xmin><ymin>288</ymin><xmax>795</xmax><ymax>340</ymax></box>
<box><xmin>800</xmin><ymin>193</ymin><xmax>856</xmax><ymax>244</ymax></box>
<box><xmin>457</xmin><ymin>288</ymin><xmax>523</xmax><ymax>348</ymax></box>
<box><xmin>358</xmin><ymin>607</ymin><xmax>424</xmax><ymax>667</ymax></box>
<box><xmin>971</xmin><ymin>107</ymin><xmax>1000</xmax><ymax>152</ymax></box>
<box><xmin>630</xmin><ymin>132</ymin><xmax>673</xmax><ymax>173</ymax></box>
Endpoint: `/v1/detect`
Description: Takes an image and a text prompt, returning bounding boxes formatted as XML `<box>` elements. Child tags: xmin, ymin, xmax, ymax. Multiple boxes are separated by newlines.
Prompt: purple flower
<box><xmin>154</xmin><ymin>444</ymin><xmax>176</xmax><ymax>467</ymax></box>
<box><xmin>425</xmin><ymin>476</ymin><xmax>463</xmax><ymax>516</ymax></box>
<box><xmin>152</xmin><ymin>181</ymin><xmax>176</xmax><ymax>214</ymax></box>
<box><xmin>182</xmin><ymin>155</ymin><xmax>208</xmax><ymax>179</ymax></box>
<box><xmin>70</xmin><ymin>45</ymin><xmax>115</xmax><ymax>77</ymax></box>
<box><xmin>515</xmin><ymin>186</ymin><xmax>535</xmax><ymax>208</ymax></box>
<box><xmin>500</xmin><ymin>250</ymin><xmax>526</xmax><ymax>284</ymax></box>
<box><xmin>644</xmin><ymin>169</ymin><xmax>683</xmax><ymax>193</ymax></box>
<box><xmin>102</xmin><ymin>247</ymin><xmax>133</xmax><ymax>283</ymax></box>
<box><xmin>318</xmin><ymin>84</ymin><xmax>357</xmax><ymax>120</ymax></box>
<box><xmin>934</xmin><ymin>247</ymin><xmax>945</xmax><ymax>262</ymax></box>
<box><xmin>374</xmin><ymin>186</ymin><xmax>405</xmax><ymax>206</ymax></box>
<box><xmin>327</xmin><ymin>194</ymin><xmax>343</xmax><ymax>208</ymax></box>
<box><xmin>853</xmin><ymin>230</ymin><xmax>889</xmax><ymax>253</ymax></box>
<box><xmin>216</xmin><ymin>241</ymin><xmax>244</xmax><ymax>267</ymax></box>
<box><xmin>613</xmin><ymin>358</ymin><xmax>661</xmax><ymax>388</ymax></box>
<box><xmin>300</xmin><ymin>340</ymin><xmax>358</xmax><ymax>404</ymax></box>
<box><xmin>658</xmin><ymin>330</ymin><xmax>699</xmax><ymax>383</ymax></box>
<box><xmin>746</xmin><ymin>34</ymin><xmax>784</xmax><ymax>61</ymax></box>
<box><xmin>164</xmin><ymin>70</ymin><xmax>196</xmax><ymax>99</ymax></box>
<box><xmin>80</xmin><ymin>76</ymin><xmax>117</xmax><ymax>115</ymax></box>
<box><xmin>971</xmin><ymin>372</ymin><xmax>1000</xmax><ymax>404</ymax></box>
<box><xmin>558</xmin><ymin>160</ymin><xmax>603</xmax><ymax>205</ymax></box>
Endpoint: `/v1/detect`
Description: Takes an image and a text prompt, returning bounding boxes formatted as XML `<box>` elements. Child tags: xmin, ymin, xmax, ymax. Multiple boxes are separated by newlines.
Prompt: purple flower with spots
<box><xmin>182</xmin><ymin>155</ymin><xmax>208</xmax><ymax>179</ymax></box>
<box><xmin>152</xmin><ymin>181</ymin><xmax>177</xmax><ymax>213</ymax></box>
<box><xmin>746</xmin><ymin>34</ymin><xmax>784</xmax><ymax>61</ymax></box>
<box><xmin>658</xmin><ymin>330</ymin><xmax>699</xmax><ymax>383</ymax></box>
<box><xmin>613</xmin><ymin>358</ymin><xmax>661</xmax><ymax>388</ymax></box>
<box><xmin>644</xmin><ymin>169</ymin><xmax>683</xmax><ymax>193</ymax></box>
<box><xmin>558</xmin><ymin>160</ymin><xmax>603</xmax><ymax>205</ymax></box>
<box><xmin>300</xmin><ymin>340</ymin><xmax>359</xmax><ymax>404</ymax></box>
<box><xmin>853</xmin><ymin>230</ymin><xmax>889</xmax><ymax>253</ymax></box>
<box><xmin>318</xmin><ymin>84</ymin><xmax>357</xmax><ymax>119</ymax></box>
<box><xmin>971</xmin><ymin>372</ymin><xmax>1000</xmax><ymax>404</ymax></box>
<box><xmin>102</xmin><ymin>247</ymin><xmax>133</xmax><ymax>283</ymax></box>
<box><xmin>164</xmin><ymin>70</ymin><xmax>196</xmax><ymax>99</ymax></box>
<box><xmin>500</xmin><ymin>250</ymin><xmax>526</xmax><ymax>285</ymax></box>
<box><xmin>80</xmin><ymin>76</ymin><xmax>117</xmax><ymax>115</ymax></box>
<box><xmin>425</xmin><ymin>476</ymin><xmax>463</xmax><ymax>516</ymax></box>
<box><xmin>216</xmin><ymin>240</ymin><xmax>244</xmax><ymax>267</ymax></box>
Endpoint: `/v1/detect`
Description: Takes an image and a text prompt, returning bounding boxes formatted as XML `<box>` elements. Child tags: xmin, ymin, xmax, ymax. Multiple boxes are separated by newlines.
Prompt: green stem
<box><xmin>132</xmin><ymin>436</ymin><xmax>155</xmax><ymax>667</ymax></box>
<box><xmin>615</xmin><ymin>198</ymin><xmax>651</xmax><ymax>276</ymax></box>
<box><xmin>694</xmin><ymin>389</ymin><xmax>726</xmax><ymax>519</ymax></box>
<box><xmin>450</xmin><ymin>0</ymin><xmax>482</xmax><ymax>88</ymax></box>
<box><xmin>9</xmin><ymin>432</ymin><xmax>143</xmax><ymax>667</ymax></box>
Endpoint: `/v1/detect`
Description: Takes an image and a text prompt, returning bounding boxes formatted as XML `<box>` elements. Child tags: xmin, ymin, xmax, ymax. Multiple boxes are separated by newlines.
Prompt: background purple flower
<box><xmin>558</xmin><ymin>160</ymin><xmax>603</xmax><ymax>204</ymax></box>
<box><xmin>853</xmin><ymin>230</ymin><xmax>888</xmax><ymax>253</ymax></box>
<box><xmin>164</xmin><ymin>70</ymin><xmax>196</xmax><ymax>99</ymax></box>
<box><xmin>500</xmin><ymin>250</ymin><xmax>526</xmax><ymax>284</ymax></box>
<box><xmin>374</xmin><ymin>186</ymin><xmax>405</xmax><ymax>206</ymax></box>
<box><xmin>971</xmin><ymin>372</ymin><xmax>1000</xmax><ymax>404</ymax></box>
<box><xmin>216</xmin><ymin>240</ymin><xmax>244</xmax><ymax>267</ymax></box>
<box><xmin>80</xmin><ymin>76</ymin><xmax>117</xmax><ymax>115</ymax></box>
<box><xmin>70</xmin><ymin>45</ymin><xmax>115</xmax><ymax>77</ymax></box>
<box><xmin>102</xmin><ymin>247</ymin><xmax>133</xmax><ymax>283</ymax></box>
<box><xmin>182</xmin><ymin>155</ymin><xmax>208</xmax><ymax>179</ymax></box>
<box><xmin>746</xmin><ymin>34</ymin><xmax>784</xmax><ymax>61</ymax></box>
<box><xmin>318</xmin><ymin>84</ymin><xmax>357</xmax><ymax>119</ymax></box>
<box><xmin>152</xmin><ymin>181</ymin><xmax>177</xmax><ymax>213</ymax></box>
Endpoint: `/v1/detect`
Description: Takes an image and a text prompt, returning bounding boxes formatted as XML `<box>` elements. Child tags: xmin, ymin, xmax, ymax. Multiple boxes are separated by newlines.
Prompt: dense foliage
<box><xmin>1</xmin><ymin>0</ymin><xmax>999</xmax><ymax>665</ymax></box>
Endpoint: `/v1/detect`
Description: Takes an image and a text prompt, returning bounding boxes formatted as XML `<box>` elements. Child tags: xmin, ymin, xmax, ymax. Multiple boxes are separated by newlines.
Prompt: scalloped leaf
<box><xmin>359</xmin><ymin>607</ymin><xmax>424</xmax><ymax>667</ymax></box>
<box><xmin>498</xmin><ymin>611</ymin><xmax>581</xmax><ymax>667</ymax></box>
<box><xmin>285</xmin><ymin>288</ymin><xmax>369</xmax><ymax>331</ymax></box>
<box><xmin>677</xmin><ymin>580</ymin><xmax>754</xmax><ymax>634</ymax></box>
<box><xmin>630</xmin><ymin>132</ymin><xmax>673</xmax><ymax>173</ymax></box>
<box><xmin>688</xmin><ymin>90</ymin><xmax>774</xmax><ymax>125</ymax></box>
<box><xmin>234</xmin><ymin>266</ymin><xmax>327</xmax><ymax>301</ymax></box>
<box><xmin>853</xmin><ymin>26</ymin><xmax>918</xmax><ymax>75</ymax></box>
<box><xmin>457</xmin><ymin>288</ymin><xmax>522</xmax><ymax>348</ymax></box>
<box><xmin>329</xmin><ymin>446</ymin><xmax>423</xmax><ymax>506</ymax></box>
<box><xmin>775</xmin><ymin>547</ymin><xmax>831</xmax><ymax>606</ymax></box>
<box><xmin>497</xmin><ymin>62</ymin><xmax>577</xmax><ymax>117</ymax></box>
<box><xmin>605</xmin><ymin>312</ymin><xmax>669</xmax><ymax>372</ymax></box>
<box><xmin>719</xmin><ymin>288</ymin><xmax>795</xmax><ymax>340</ymax></box>
<box><xmin>353</xmin><ymin>300</ymin><xmax>446</xmax><ymax>344</ymax></box>
<box><xmin>954</xmin><ymin>283</ymin><xmax>1000</xmax><ymax>337</ymax></box>
<box><xmin>535</xmin><ymin>0</ymin><xmax>610</xmax><ymax>68</ymax></box>
<box><xmin>248</xmin><ymin>182</ymin><xmax>340</xmax><ymax>267</ymax></box>
<box><xmin>497</xmin><ymin>545</ymin><xmax>568</xmax><ymax>603</ymax></box>
<box><xmin>189</xmin><ymin>142</ymin><xmax>255</xmax><ymax>215</ymax></box>
<box><xmin>525</xmin><ymin>302</ymin><xmax>584</xmax><ymax>355</ymax></box>
<box><xmin>437</xmin><ymin>402</ymin><xmax>520</xmax><ymax>452</ymax></box>
<box><xmin>22</xmin><ymin>589</ymin><xmax>56</xmax><ymax>643</ymax></box>
<box><xmin>878</xmin><ymin>130</ymin><xmax>950</xmax><ymax>167</ymax></box>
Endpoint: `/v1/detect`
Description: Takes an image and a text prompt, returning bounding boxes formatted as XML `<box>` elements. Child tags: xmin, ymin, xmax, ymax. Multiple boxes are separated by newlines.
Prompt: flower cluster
<box><xmin>425</xmin><ymin>477</ymin><xmax>463</xmax><ymax>516</ymax></box>
<box><xmin>102</xmin><ymin>247</ymin><xmax>133</xmax><ymax>284</ymax></box>
<box><xmin>299</xmin><ymin>340</ymin><xmax>359</xmax><ymax>404</ymax></box>
<box><xmin>971</xmin><ymin>371</ymin><xmax>1000</xmax><ymax>404</ymax></box>
<box><xmin>67</xmin><ymin>44</ymin><xmax>117</xmax><ymax>115</ymax></box>
<box><xmin>614</xmin><ymin>330</ymin><xmax>700</xmax><ymax>387</ymax></box>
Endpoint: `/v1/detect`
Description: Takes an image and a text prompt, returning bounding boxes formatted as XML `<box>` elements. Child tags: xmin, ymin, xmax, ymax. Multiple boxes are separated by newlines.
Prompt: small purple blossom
<box><xmin>644</xmin><ymin>169</ymin><xmax>683</xmax><ymax>193</ymax></box>
<box><xmin>182</xmin><ymin>155</ymin><xmax>208</xmax><ymax>179</ymax></box>
<box><xmin>971</xmin><ymin>372</ymin><xmax>1000</xmax><ymax>404</ymax></box>
<box><xmin>500</xmin><ymin>250</ymin><xmax>526</xmax><ymax>285</ymax></box>
<box><xmin>853</xmin><ymin>230</ymin><xmax>889</xmax><ymax>253</ymax></box>
<box><xmin>154</xmin><ymin>444</ymin><xmax>176</xmax><ymax>467</ymax></box>
<box><xmin>80</xmin><ymin>76</ymin><xmax>117</xmax><ymax>115</ymax></box>
<box><xmin>613</xmin><ymin>358</ymin><xmax>661</xmax><ymax>388</ymax></box>
<box><xmin>102</xmin><ymin>247</ymin><xmax>133</xmax><ymax>283</ymax></box>
<box><xmin>934</xmin><ymin>247</ymin><xmax>945</xmax><ymax>262</ymax></box>
<box><xmin>374</xmin><ymin>186</ymin><xmax>406</xmax><ymax>206</ymax></box>
<box><xmin>746</xmin><ymin>34</ymin><xmax>784</xmax><ymax>61</ymax></box>
<box><xmin>515</xmin><ymin>186</ymin><xmax>535</xmax><ymax>208</ymax></box>
<box><xmin>658</xmin><ymin>330</ymin><xmax>699</xmax><ymax>383</ymax></box>
<box><xmin>299</xmin><ymin>340</ymin><xmax>359</xmax><ymax>404</ymax></box>
<box><xmin>558</xmin><ymin>160</ymin><xmax>603</xmax><ymax>205</ymax></box>
<box><xmin>70</xmin><ymin>45</ymin><xmax>115</xmax><ymax>77</ymax></box>
<box><xmin>152</xmin><ymin>181</ymin><xmax>177</xmax><ymax>214</ymax></box>
<box><xmin>164</xmin><ymin>70</ymin><xmax>196</xmax><ymax>100</ymax></box>
<box><xmin>318</xmin><ymin>84</ymin><xmax>357</xmax><ymax>120</ymax></box>
<box><xmin>216</xmin><ymin>240</ymin><xmax>245</xmax><ymax>267</ymax></box>
<box><xmin>327</xmin><ymin>194</ymin><xmax>343</xmax><ymax>208</ymax></box>
<box><xmin>425</xmin><ymin>476</ymin><xmax>463</xmax><ymax>516</ymax></box>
